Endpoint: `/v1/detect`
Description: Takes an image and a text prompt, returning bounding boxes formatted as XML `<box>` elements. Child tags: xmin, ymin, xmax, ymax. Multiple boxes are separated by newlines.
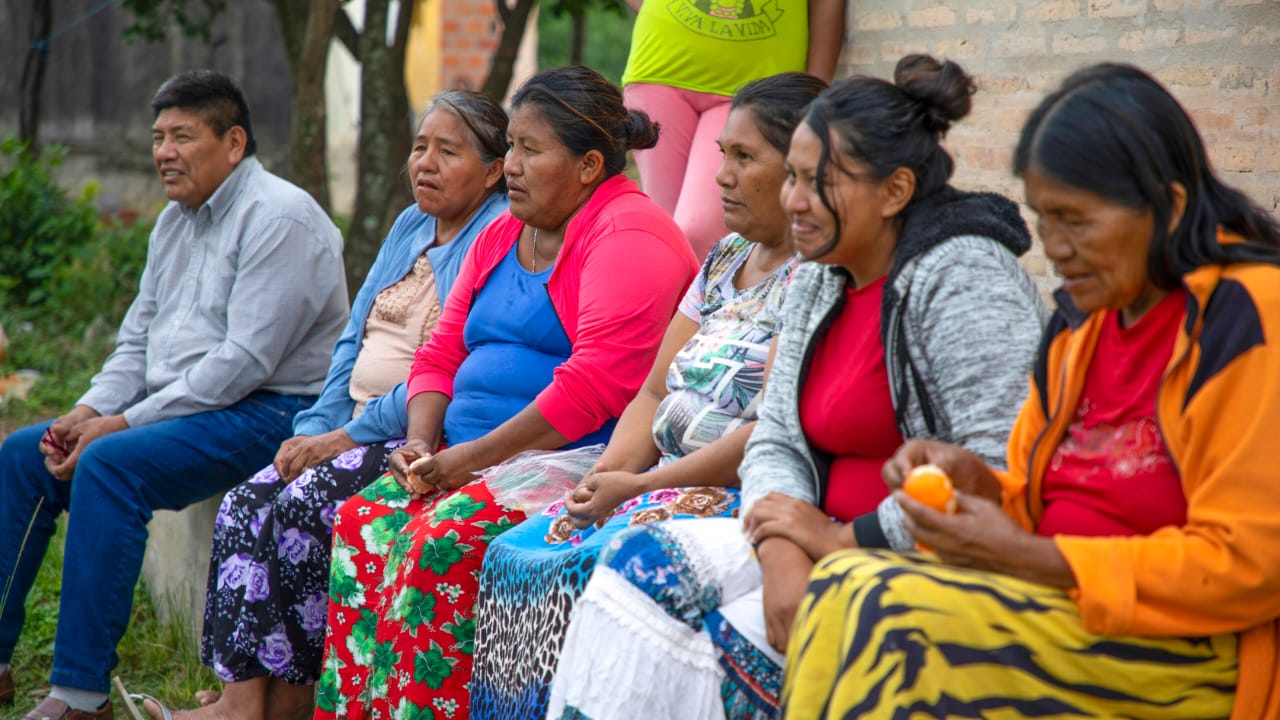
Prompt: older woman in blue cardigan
<box><xmin>176</xmin><ymin>91</ymin><xmax>509</xmax><ymax>720</ymax></box>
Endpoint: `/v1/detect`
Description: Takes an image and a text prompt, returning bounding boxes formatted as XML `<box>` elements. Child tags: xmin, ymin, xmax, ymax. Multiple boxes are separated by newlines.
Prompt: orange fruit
<box><xmin>903</xmin><ymin>464</ymin><xmax>956</xmax><ymax>514</ymax></box>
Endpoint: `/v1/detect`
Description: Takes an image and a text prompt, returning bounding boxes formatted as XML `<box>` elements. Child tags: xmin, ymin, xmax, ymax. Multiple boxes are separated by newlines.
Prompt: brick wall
<box><xmin>441</xmin><ymin>0</ymin><xmax>503</xmax><ymax>91</ymax></box>
<box><xmin>433</xmin><ymin>1</ymin><xmax>538</xmax><ymax>103</ymax></box>
<box><xmin>841</xmin><ymin>0</ymin><xmax>1280</xmax><ymax>293</ymax></box>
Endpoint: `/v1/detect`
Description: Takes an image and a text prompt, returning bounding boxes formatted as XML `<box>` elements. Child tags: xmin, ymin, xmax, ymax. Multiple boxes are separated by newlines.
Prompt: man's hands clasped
<box><xmin>39</xmin><ymin>405</ymin><xmax>128</xmax><ymax>480</ymax></box>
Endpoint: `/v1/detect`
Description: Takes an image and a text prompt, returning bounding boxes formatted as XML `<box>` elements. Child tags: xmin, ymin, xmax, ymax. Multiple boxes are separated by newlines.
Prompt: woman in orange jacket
<box><xmin>780</xmin><ymin>63</ymin><xmax>1280</xmax><ymax>719</ymax></box>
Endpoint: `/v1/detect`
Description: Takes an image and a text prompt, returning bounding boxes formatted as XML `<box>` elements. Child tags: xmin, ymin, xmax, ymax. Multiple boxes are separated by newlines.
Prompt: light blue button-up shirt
<box><xmin>78</xmin><ymin>156</ymin><xmax>349</xmax><ymax>427</ymax></box>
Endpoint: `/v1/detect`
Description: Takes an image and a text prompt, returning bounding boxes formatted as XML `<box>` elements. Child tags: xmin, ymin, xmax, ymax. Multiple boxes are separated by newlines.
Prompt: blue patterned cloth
<box><xmin>472</xmin><ymin>487</ymin><xmax>740</xmax><ymax>718</ymax></box>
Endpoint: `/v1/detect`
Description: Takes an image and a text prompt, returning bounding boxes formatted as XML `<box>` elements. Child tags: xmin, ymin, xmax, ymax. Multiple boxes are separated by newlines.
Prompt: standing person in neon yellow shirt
<box><xmin>622</xmin><ymin>0</ymin><xmax>846</xmax><ymax>261</ymax></box>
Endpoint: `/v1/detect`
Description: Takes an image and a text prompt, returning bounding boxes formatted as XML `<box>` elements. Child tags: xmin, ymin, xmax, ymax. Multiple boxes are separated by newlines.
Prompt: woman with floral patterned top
<box><xmin>468</xmin><ymin>73</ymin><xmax>828</xmax><ymax>720</ymax></box>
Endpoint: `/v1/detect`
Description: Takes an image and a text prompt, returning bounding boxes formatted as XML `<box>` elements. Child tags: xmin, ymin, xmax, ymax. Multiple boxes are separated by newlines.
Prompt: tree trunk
<box><xmin>481</xmin><ymin>0</ymin><xmax>538</xmax><ymax>100</ymax></box>
<box><xmin>346</xmin><ymin>0</ymin><xmax>415</xmax><ymax>293</ymax></box>
<box><xmin>268</xmin><ymin>0</ymin><xmax>337</xmax><ymax>212</ymax></box>
<box><xmin>569</xmin><ymin>10</ymin><xmax>586</xmax><ymax>65</ymax></box>
<box><xmin>19</xmin><ymin>0</ymin><xmax>53</xmax><ymax>147</ymax></box>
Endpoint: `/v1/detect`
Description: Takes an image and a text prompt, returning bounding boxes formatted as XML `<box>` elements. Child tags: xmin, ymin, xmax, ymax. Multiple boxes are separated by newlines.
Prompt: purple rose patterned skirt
<box><xmin>200</xmin><ymin>440</ymin><xmax>400</xmax><ymax>684</ymax></box>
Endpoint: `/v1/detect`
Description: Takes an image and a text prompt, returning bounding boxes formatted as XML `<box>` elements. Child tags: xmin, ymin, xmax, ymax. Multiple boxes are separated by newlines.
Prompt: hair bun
<box><xmin>624</xmin><ymin>110</ymin><xmax>660</xmax><ymax>151</ymax></box>
<box><xmin>894</xmin><ymin>54</ymin><xmax>975</xmax><ymax>135</ymax></box>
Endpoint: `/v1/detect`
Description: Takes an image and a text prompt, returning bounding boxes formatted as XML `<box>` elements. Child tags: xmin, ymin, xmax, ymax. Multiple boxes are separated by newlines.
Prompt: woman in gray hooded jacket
<box><xmin>547</xmin><ymin>55</ymin><xmax>1046</xmax><ymax>720</ymax></box>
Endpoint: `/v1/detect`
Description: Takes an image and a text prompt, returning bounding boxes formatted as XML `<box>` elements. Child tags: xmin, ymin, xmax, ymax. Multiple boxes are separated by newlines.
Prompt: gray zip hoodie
<box><xmin>740</xmin><ymin>188</ymin><xmax>1048</xmax><ymax>551</ymax></box>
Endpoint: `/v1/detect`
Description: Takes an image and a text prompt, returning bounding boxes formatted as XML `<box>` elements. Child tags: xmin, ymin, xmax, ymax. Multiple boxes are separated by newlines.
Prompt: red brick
<box><xmin>847</xmin><ymin>43</ymin><xmax>878</xmax><ymax>66</ymax></box>
<box><xmin>908</xmin><ymin>6</ymin><xmax>958</xmax><ymax>27</ymax></box>
<box><xmin>1052</xmin><ymin>32</ymin><xmax>1107</xmax><ymax>53</ymax></box>
<box><xmin>879</xmin><ymin>39</ymin><xmax>932</xmax><ymax>61</ymax></box>
<box><xmin>1089</xmin><ymin>0</ymin><xmax>1146</xmax><ymax>17</ymax></box>
<box><xmin>933</xmin><ymin>37</ymin><xmax>983</xmax><ymax>59</ymax></box>
<box><xmin>1150</xmin><ymin>0</ymin><xmax>1218</xmax><ymax>6</ymax></box>
<box><xmin>1245</xmin><ymin>106</ymin><xmax>1274</xmax><ymax>129</ymax></box>
<box><xmin>999</xmin><ymin>110</ymin><xmax>1033</xmax><ymax>133</ymax></box>
<box><xmin>1118</xmin><ymin>27</ymin><xmax>1182</xmax><ymax>51</ymax></box>
<box><xmin>966</xmin><ymin>4</ymin><xmax>1017</xmax><ymax>23</ymax></box>
<box><xmin>1184</xmin><ymin>25</ymin><xmax>1237</xmax><ymax>44</ymax></box>
<box><xmin>1216</xmin><ymin>146</ymin><xmax>1257</xmax><ymax>172</ymax></box>
<box><xmin>854</xmin><ymin>11</ymin><xmax>903</xmax><ymax>31</ymax></box>
<box><xmin>974</xmin><ymin>73</ymin><xmax>1027</xmax><ymax>94</ymax></box>
<box><xmin>1024</xmin><ymin>0</ymin><xmax>1082</xmax><ymax>21</ymax></box>
<box><xmin>1156</xmin><ymin>65</ymin><xmax>1215</xmax><ymax>87</ymax></box>
<box><xmin>1219</xmin><ymin>65</ymin><xmax>1263</xmax><ymax>89</ymax></box>
<box><xmin>990</xmin><ymin>33</ymin><xmax>1047</xmax><ymax>57</ymax></box>
<box><xmin>1241</xmin><ymin>25</ymin><xmax>1280</xmax><ymax>45</ymax></box>
<box><xmin>1026</xmin><ymin>70</ymin><xmax>1069</xmax><ymax>92</ymax></box>
<box><xmin>1191</xmin><ymin>110</ymin><xmax>1236</xmax><ymax>130</ymax></box>
<box><xmin>1259</xmin><ymin>146</ymin><xmax>1280</xmax><ymax>173</ymax></box>
<box><xmin>1020</xmin><ymin>252</ymin><xmax>1049</xmax><ymax>277</ymax></box>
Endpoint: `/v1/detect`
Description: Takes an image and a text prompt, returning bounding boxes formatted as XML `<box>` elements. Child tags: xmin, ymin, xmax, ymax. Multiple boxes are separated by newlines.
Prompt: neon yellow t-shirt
<box><xmin>622</xmin><ymin>0</ymin><xmax>810</xmax><ymax>97</ymax></box>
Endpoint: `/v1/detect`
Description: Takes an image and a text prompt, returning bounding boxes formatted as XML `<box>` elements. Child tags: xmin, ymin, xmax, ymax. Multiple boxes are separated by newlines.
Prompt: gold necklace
<box><xmin>532</xmin><ymin>227</ymin><xmax>539</xmax><ymax>272</ymax></box>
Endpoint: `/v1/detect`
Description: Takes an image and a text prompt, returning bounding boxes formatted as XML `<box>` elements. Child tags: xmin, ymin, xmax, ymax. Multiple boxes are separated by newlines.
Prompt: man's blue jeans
<box><xmin>0</xmin><ymin>392</ymin><xmax>312</xmax><ymax>692</ymax></box>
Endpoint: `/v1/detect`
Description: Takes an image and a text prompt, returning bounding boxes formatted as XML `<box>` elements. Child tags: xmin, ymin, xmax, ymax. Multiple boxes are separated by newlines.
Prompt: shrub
<box><xmin>44</xmin><ymin>217</ymin><xmax>150</xmax><ymax>328</ymax></box>
<box><xmin>0</xmin><ymin>137</ymin><xmax>102</xmax><ymax>308</ymax></box>
<box><xmin>0</xmin><ymin>136</ymin><xmax>150</xmax><ymax>417</ymax></box>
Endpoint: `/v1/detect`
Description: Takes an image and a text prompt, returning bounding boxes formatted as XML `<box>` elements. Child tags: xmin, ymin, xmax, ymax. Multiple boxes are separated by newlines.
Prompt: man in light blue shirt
<box><xmin>0</xmin><ymin>70</ymin><xmax>348</xmax><ymax>720</ymax></box>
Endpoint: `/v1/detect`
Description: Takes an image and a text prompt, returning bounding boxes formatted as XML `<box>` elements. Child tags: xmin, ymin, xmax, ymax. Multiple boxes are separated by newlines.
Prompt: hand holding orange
<box><xmin>903</xmin><ymin>464</ymin><xmax>956</xmax><ymax>514</ymax></box>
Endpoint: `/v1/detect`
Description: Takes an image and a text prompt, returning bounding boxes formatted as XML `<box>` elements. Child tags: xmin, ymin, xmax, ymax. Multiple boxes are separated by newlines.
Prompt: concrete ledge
<box><xmin>141</xmin><ymin>494</ymin><xmax>223</xmax><ymax>643</ymax></box>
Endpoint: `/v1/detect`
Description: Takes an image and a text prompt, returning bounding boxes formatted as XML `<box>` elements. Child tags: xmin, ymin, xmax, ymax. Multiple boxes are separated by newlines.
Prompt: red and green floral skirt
<box><xmin>315</xmin><ymin>474</ymin><xmax>524</xmax><ymax>720</ymax></box>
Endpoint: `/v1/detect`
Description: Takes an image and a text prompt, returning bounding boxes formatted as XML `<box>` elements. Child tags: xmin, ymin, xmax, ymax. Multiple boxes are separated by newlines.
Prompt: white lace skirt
<box><xmin>546</xmin><ymin>517</ymin><xmax>784</xmax><ymax>720</ymax></box>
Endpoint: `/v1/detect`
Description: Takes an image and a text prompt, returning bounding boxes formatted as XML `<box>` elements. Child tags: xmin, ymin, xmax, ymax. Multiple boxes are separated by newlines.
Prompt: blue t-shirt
<box><xmin>443</xmin><ymin>245</ymin><xmax>615</xmax><ymax>447</ymax></box>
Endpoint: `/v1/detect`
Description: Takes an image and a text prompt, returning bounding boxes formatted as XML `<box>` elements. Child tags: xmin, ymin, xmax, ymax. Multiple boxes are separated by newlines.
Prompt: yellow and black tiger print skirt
<box><xmin>781</xmin><ymin>550</ymin><xmax>1238</xmax><ymax>719</ymax></box>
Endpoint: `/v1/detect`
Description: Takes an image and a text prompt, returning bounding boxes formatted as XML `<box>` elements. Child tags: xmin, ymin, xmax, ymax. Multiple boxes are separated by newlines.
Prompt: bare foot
<box><xmin>264</xmin><ymin>679</ymin><xmax>314</xmax><ymax>720</ymax></box>
<box><xmin>194</xmin><ymin>689</ymin><xmax>221</xmax><ymax>707</ymax></box>
<box><xmin>141</xmin><ymin>681</ymin><xmax>267</xmax><ymax>720</ymax></box>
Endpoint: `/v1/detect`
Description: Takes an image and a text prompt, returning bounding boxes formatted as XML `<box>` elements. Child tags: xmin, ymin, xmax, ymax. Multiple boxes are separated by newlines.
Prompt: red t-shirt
<box><xmin>1037</xmin><ymin>289</ymin><xmax>1189</xmax><ymax>538</ymax></box>
<box><xmin>798</xmin><ymin>277</ymin><xmax>903</xmax><ymax>522</ymax></box>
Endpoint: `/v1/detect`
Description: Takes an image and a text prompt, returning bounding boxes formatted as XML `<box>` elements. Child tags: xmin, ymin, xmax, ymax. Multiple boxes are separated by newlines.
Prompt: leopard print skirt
<box><xmin>471</xmin><ymin>485</ymin><xmax>739</xmax><ymax>719</ymax></box>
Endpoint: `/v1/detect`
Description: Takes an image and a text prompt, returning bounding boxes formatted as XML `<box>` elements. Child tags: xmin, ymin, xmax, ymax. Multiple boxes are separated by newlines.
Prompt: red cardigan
<box><xmin>406</xmin><ymin>174</ymin><xmax>698</xmax><ymax>441</ymax></box>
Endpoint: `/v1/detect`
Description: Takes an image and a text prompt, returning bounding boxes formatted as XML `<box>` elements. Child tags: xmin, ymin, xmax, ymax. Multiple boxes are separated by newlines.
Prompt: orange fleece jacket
<box><xmin>997</xmin><ymin>260</ymin><xmax>1280</xmax><ymax>719</ymax></box>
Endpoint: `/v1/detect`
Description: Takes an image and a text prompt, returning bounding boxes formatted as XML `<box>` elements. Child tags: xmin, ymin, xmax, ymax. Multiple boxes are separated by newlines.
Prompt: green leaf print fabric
<box><xmin>316</xmin><ymin>474</ymin><xmax>526</xmax><ymax>720</ymax></box>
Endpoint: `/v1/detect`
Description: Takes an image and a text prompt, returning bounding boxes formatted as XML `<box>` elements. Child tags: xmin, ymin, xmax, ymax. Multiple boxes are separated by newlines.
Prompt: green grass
<box><xmin>1</xmin><ymin>454</ymin><xmax>219</xmax><ymax>719</ymax></box>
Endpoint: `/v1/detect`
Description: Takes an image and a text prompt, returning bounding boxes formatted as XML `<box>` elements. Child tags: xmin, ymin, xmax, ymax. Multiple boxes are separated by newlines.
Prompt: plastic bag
<box><xmin>481</xmin><ymin>444</ymin><xmax>606</xmax><ymax>515</ymax></box>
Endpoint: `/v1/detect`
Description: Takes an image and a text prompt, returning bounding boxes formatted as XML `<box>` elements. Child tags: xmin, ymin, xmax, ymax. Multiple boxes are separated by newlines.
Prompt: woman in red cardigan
<box><xmin>312</xmin><ymin>65</ymin><xmax>697</xmax><ymax>720</ymax></box>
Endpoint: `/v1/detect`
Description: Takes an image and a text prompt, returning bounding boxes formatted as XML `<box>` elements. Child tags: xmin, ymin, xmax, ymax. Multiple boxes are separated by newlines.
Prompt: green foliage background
<box><xmin>0</xmin><ymin>137</ymin><xmax>150</xmax><ymax>413</ymax></box>
<box><xmin>538</xmin><ymin>4</ymin><xmax>634</xmax><ymax>86</ymax></box>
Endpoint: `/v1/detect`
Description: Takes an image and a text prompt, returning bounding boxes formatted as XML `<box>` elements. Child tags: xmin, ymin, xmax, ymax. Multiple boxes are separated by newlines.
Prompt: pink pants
<box><xmin>625</xmin><ymin>83</ymin><xmax>732</xmax><ymax>262</ymax></box>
